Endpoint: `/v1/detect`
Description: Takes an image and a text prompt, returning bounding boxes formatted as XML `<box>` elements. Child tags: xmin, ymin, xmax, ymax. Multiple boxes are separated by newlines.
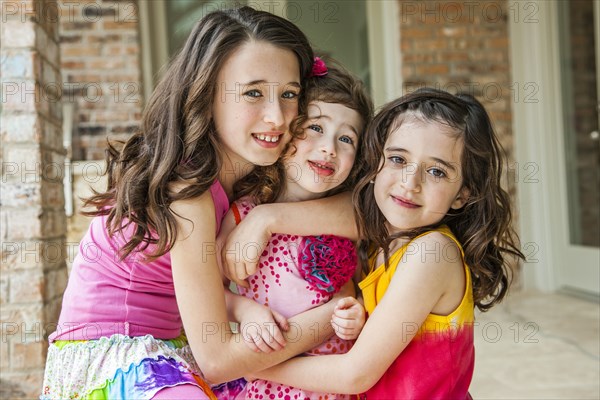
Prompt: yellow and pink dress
<box><xmin>358</xmin><ymin>226</ymin><xmax>475</xmax><ymax>399</ymax></box>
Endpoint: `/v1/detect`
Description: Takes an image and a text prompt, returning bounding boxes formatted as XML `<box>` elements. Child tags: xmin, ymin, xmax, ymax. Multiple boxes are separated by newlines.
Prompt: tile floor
<box><xmin>470</xmin><ymin>290</ymin><xmax>600</xmax><ymax>399</ymax></box>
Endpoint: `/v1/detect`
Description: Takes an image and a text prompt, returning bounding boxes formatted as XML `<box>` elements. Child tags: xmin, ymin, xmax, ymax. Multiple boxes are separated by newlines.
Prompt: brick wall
<box><xmin>57</xmin><ymin>0</ymin><xmax>144</xmax><ymax>274</ymax></box>
<box><xmin>1</xmin><ymin>0</ymin><xmax>67</xmax><ymax>397</ymax></box>
<box><xmin>58</xmin><ymin>0</ymin><xmax>143</xmax><ymax>161</ymax></box>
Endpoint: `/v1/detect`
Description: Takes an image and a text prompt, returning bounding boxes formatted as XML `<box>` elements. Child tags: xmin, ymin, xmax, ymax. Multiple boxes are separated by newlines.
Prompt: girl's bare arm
<box><xmin>224</xmin><ymin>192</ymin><xmax>357</xmax><ymax>286</ymax></box>
<box><xmin>252</xmin><ymin>233</ymin><xmax>464</xmax><ymax>393</ymax></box>
<box><xmin>170</xmin><ymin>191</ymin><xmax>342</xmax><ymax>384</ymax></box>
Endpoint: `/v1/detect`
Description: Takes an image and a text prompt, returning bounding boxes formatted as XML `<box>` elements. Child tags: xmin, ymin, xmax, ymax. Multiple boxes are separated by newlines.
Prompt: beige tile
<box><xmin>471</xmin><ymin>290</ymin><xmax>600</xmax><ymax>399</ymax></box>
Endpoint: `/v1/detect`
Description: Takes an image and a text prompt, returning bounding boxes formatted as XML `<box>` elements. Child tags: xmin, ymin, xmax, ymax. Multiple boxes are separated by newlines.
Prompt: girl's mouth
<box><xmin>252</xmin><ymin>133</ymin><xmax>282</xmax><ymax>148</ymax></box>
<box><xmin>391</xmin><ymin>195</ymin><xmax>420</xmax><ymax>209</ymax></box>
<box><xmin>308</xmin><ymin>160</ymin><xmax>335</xmax><ymax>176</ymax></box>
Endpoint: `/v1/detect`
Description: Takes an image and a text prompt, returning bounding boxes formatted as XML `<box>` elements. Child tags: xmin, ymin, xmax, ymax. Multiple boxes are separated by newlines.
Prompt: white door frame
<box><xmin>509</xmin><ymin>0</ymin><xmax>600</xmax><ymax>294</ymax></box>
<box><xmin>367</xmin><ymin>0</ymin><xmax>402</xmax><ymax>107</ymax></box>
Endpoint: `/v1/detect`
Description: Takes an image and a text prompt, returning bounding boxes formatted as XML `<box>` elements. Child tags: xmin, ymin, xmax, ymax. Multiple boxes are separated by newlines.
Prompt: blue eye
<box><xmin>244</xmin><ymin>89</ymin><xmax>262</xmax><ymax>98</ymax></box>
<box><xmin>308</xmin><ymin>124</ymin><xmax>323</xmax><ymax>133</ymax></box>
<box><xmin>282</xmin><ymin>91</ymin><xmax>299</xmax><ymax>99</ymax></box>
<box><xmin>428</xmin><ymin>168</ymin><xmax>447</xmax><ymax>178</ymax></box>
<box><xmin>339</xmin><ymin>136</ymin><xmax>354</xmax><ymax>145</ymax></box>
<box><xmin>388</xmin><ymin>156</ymin><xmax>405</xmax><ymax>164</ymax></box>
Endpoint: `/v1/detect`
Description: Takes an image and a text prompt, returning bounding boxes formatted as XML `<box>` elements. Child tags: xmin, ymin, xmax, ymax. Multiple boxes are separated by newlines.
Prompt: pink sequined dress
<box><xmin>232</xmin><ymin>197</ymin><xmax>358</xmax><ymax>400</ymax></box>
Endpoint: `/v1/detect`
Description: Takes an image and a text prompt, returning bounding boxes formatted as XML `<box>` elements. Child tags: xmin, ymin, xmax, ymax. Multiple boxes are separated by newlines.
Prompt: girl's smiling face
<box><xmin>281</xmin><ymin>101</ymin><xmax>363</xmax><ymax>202</ymax></box>
<box><xmin>213</xmin><ymin>40</ymin><xmax>301</xmax><ymax>170</ymax></box>
<box><xmin>373</xmin><ymin>117</ymin><xmax>470</xmax><ymax>233</ymax></box>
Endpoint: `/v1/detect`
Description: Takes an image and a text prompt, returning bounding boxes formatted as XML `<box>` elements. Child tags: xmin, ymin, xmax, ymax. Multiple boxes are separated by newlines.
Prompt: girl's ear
<box><xmin>451</xmin><ymin>187</ymin><xmax>470</xmax><ymax>210</ymax></box>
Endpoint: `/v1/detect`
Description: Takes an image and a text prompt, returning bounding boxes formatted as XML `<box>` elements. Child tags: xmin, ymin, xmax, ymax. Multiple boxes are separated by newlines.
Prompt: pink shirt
<box><xmin>50</xmin><ymin>181</ymin><xmax>229</xmax><ymax>342</ymax></box>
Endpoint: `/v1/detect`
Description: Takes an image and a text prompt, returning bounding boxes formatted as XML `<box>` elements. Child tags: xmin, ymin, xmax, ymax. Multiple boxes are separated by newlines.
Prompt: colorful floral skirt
<box><xmin>40</xmin><ymin>334</ymin><xmax>216</xmax><ymax>400</ymax></box>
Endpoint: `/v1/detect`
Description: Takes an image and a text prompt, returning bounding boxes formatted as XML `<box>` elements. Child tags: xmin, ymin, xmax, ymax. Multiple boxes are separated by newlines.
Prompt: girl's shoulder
<box><xmin>169</xmin><ymin>181</ymin><xmax>227</xmax><ymax>226</ymax></box>
<box><xmin>409</xmin><ymin>226</ymin><xmax>463</xmax><ymax>258</ymax></box>
<box><xmin>387</xmin><ymin>227</ymin><xmax>464</xmax><ymax>273</ymax></box>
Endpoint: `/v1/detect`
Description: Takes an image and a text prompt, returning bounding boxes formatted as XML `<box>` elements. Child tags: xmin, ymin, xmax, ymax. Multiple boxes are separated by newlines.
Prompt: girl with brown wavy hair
<box><xmin>246</xmin><ymin>88</ymin><xmax>525</xmax><ymax>398</ymax></box>
<box><xmin>42</xmin><ymin>8</ymin><xmax>357</xmax><ymax>400</ymax></box>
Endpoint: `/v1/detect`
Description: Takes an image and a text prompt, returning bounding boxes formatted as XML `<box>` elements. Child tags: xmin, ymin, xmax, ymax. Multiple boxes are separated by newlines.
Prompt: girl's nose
<box><xmin>263</xmin><ymin>99</ymin><xmax>285</xmax><ymax>129</ymax></box>
<box><xmin>400</xmin><ymin>163</ymin><xmax>421</xmax><ymax>192</ymax></box>
<box><xmin>320</xmin><ymin>137</ymin><xmax>336</xmax><ymax>157</ymax></box>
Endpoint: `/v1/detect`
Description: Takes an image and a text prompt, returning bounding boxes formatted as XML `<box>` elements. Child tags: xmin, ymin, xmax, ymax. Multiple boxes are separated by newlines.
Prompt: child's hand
<box><xmin>222</xmin><ymin>209</ymin><xmax>272</xmax><ymax>288</ymax></box>
<box><xmin>239</xmin><ymin>302</ymin><xmax>289</xmax><ymax>353</ymax></box>
<box><xmin>331</xmin><ymin>297</ymin><xmax>366</xmax><ymax>340</ymax></box>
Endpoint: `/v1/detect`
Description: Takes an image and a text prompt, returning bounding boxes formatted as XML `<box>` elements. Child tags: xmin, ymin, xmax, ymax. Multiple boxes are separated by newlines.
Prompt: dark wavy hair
<box><xmin>235</xmin><ymin>59</ymin><xmax>374</xmax><ymax>203</ymax></box>
<box><xmin>353</xmin><ymin>88</ymin><xmax>525</xmax><ymax>311</ymax></box>
<box><xmin>83</xmin><ymin>7</ymin><xmax>314</xmax><ymax>260</ymax></box>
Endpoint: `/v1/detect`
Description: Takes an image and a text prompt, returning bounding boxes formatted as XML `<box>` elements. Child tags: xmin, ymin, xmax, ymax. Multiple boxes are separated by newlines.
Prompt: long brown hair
<box><xmin>235</xmin><ymin>59</ymin><xmax>374</xmax><ymax>202</ymax></box>
<box><xmin>354</xmin><ymin>88</ymin><xmax>525</xmax><ymax>311</ymax></box>
<box><xmin>83</xmin><ymin>7</ymin><xmax>313</xmax><ymax>260</ymax></box>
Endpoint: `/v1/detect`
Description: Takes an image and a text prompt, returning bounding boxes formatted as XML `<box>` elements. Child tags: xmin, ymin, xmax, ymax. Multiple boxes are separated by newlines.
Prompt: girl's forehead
<box><xmin>384</xmin><ymin>117</ymin><xmax>464</xmax><ymax>158</ymax></box>
<box><xmin>387</xmin><ymin>114</ymin><xmax>459</xmax><ymax>141</ymax></box>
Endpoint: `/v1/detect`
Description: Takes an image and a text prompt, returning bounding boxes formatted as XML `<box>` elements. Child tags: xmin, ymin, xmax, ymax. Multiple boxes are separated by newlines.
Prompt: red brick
<box><xmin>61</xmin><ymin>60</ymin><xmax>85</xmax><ymax>69</ymax></box>
<box><xmin>403</xmin><ymin>53</ymin><xmax>436</xmax><ymax>64</ymax></box>
<box><xmin>62</xmin><ymin>45</ymin><xmax>101</xmax><ymax>57</ymax></box>
<box><xmin>401</xmin><ymin>38</ymin><xmax>413</xmax><ymax>52</ymax></box>
<box><xmin>418</xmin><ymin>38</ymin><xmax>447</xmax><ymax>51</ymax></box>
<box><xmin>403</xmin><ymin>27</ymin><xmax>435</xmax><ymax>39</ymax></box>
<box><xmin>437</xmin><ymin>52</ymin><xmax>469</xmax><ymax>62</ymax></box>
<box><xmin>440</xmin><ymin>26</ymin><xmax>467</xmax><ymax>37</ymax></box>
<box><xmin>103</xmin><ymin>19</ymin><xmax>137</xmax><ymax>30</ymax></box>
<box><xmin>488</xmin><ymin>36</ymin><xmax>508</xmax><ymax>48</ymax></box>
<box><xmin>416</xmin><ymin>64</ymin><xmax>449</xmax><ymax>75</ymax></box>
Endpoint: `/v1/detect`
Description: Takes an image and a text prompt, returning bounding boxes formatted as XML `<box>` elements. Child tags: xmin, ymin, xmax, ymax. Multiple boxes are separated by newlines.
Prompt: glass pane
<box><xmin>560</xmin><ymin>0</ymin><xmax>600</xmax><ymax>247</ymax></box>
<box><xmin>166</xmin><ymin>0</ymin><xmax>244</xmax><ymax>55</ymax></box>
<box><xmin>290</xmin><ymin>1</ymin><xmax>370</xmax><ymax>90</ymax></box>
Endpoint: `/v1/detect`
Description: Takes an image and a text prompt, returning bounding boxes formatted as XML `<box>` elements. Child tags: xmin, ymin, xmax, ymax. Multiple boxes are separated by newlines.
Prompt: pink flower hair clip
<box><xmin>311</xmin><ymin>56</ymin><xmax>328</xmax><ymax>77</ymax></box>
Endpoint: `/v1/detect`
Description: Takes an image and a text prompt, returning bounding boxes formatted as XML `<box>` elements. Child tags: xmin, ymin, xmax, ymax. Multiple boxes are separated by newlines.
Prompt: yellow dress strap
<box><xmin>367</xmin><ymin>226</ymin><xmax>464</xmax><ymax>276</ymax></box>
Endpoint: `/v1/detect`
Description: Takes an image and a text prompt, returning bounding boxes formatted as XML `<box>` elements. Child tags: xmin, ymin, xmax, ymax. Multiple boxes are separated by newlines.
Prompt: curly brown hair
<box><xmin>353</xmin><ymin>88</ymin><xmax>525</xmax><ymax>311</ymax></box>
<box><xmin>234</xmin><ymin>59</ymin><xmax>374</xmax><ymax>203</ymax></box>
<box><xmin>82</xmin><ymin>7</ymin><xmax>314</xmax><ymax>260</ymax></box>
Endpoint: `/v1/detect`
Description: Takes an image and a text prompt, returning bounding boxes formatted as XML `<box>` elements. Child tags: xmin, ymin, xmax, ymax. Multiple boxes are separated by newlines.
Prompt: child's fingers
<box><xmin>331</xmin><ymin>315</ymin><xmax>357</xmax><ymax>329</ymax></box>
<box><xmin>268</xmin><ymin>325</ymin><xmax>287</xmax><ymax>350</ymax></box>
<box><xmin>271</xmin><ymin>310</ymin><xmax>290</xmax><ymax>332</ymax></box>
<box><xmin>243</xmin><ymin>325</ymin><xmax>276</xmax><ymax>353</ymax></box>
<box><xmin>331</xmin><ymin>319</ymin><xmax>359</xmax><ymax>340</ymax></box>
<box><xmin>251</xmin><ymin>333</ymin><xmax>275</xmax><ymax>353</ymax></box>
<box><xmin>333</xmin><ymin>308</ymin><xmax>356</xmax><ymax>320</ymax></box>
<box><xmin>228</xmin><ymin>261</ymin><xmax>249</xmax><ymax>288</ymax></box>
<box><xmin>237</xmin><ymin>262</ymin><xmax>252</xmax><ymax>288</ymax></box>
<box><xmin>242</xmin><ymin>335</ymin><xmax>260</xmax><ymax>352</ymax></box>
<box><xmin>335</xmin><ymin>296</ymin><xmax>357</xmax><ymax>310</ymax></box>
<box><xmin>264</xmin><ymin>326</ymin><xmax>287</xmax><ymax>351</ymax></box>
<box><xmin>334</xmin><ymin>330</ymin><xmax>357</xmax><ymax>341</ymax></box>
<box><xmin>333</xmin><ymin>304</ymin><xmax>364</xmax><ymax>320</ymax></box>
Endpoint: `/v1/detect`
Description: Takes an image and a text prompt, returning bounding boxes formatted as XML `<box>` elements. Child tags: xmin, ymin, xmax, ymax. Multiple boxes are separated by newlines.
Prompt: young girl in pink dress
<box><xmin>246</xmin><ymin>88</ymin><xmax>526</xmax><ymax>399</ymax></box>
<box><xmin>215</xmin><ymin>59</ymin><xmax>373</xmax><ymax>400</ymax></box>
